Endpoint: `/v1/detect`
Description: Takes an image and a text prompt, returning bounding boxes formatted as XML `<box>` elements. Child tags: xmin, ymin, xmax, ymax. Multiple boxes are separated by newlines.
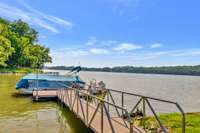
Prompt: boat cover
<box><xmin>16</xmin><ymin>74</ymin><xmax>85</xmax><ymax>90</ymax></box>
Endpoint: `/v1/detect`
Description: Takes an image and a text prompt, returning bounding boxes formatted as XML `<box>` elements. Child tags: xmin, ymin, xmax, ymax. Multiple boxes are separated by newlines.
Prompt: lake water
<box><xmin>45</xmin><ymin>70</ymin><xmax>200</xmax><ymax>113</ymax></box>
<box><xmin>0</xmin><ymin>75</ymin><xmax>92</xmax><ymax>133</ymax></box>
<box><xmin>1</xmin><ymin>71</ymin><xmax>200</xmax><ymax>132</ymax></box>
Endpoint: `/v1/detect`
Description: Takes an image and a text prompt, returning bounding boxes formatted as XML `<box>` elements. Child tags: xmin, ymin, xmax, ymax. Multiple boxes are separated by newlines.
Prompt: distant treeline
<box><xmin>46</xmin><ymin>65</ymin><xmax>200</xmax><ymax>76</ymax></box>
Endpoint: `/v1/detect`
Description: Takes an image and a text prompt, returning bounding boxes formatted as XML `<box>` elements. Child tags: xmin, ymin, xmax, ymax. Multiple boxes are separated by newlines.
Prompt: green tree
<box><xmin>0</xmin><ymin>36</ymin><xmax>14</xmax><ymax>67</ymax></box>
<box><xmin>0</xmin><ymin>17</ymin><xmax>51</xmax><ymax>68</ymax></box>
<box><xmin>24</xmin><ymin>44</ymin><xmax>52</xmax><ymax>68</ymax></box>
<box><xmin>11</xmin><ymin>19</ymin><xmax>38</xmax><ymax>43</ymax></box>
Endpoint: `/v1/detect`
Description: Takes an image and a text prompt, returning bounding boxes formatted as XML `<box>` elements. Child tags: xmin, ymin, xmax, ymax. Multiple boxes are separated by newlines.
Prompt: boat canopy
<box><xmin>16</xmin><ymin>74</ymin><xmax>85</xmax><ymax>90</ymax></box>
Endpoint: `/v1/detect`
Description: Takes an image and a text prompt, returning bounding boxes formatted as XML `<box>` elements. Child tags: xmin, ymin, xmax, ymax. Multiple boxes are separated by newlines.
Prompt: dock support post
<box><xmin>126</xmin><ymin>110</ymin><xmax>133</xmax><ymax>133</ymax></box>
<box><xmin>142</xmin><ymin>97</ymin><xmax>146</xmax><ymax>129</ymax></box>
<box><xmin>86</xmin><ymin>95</ymin><xmax>89</xmax><ymax>125</ymax></box>
<box><xmin>130</xmin><ymin>122</ymin><xmax>133</xmax><ymax>133</ymax></box>
<box><xmin>61</xmin><ymin>89</ymin><xmax>65</xmax><ymax>108</ymax></box>
<box><xmin>77</xmin><ymin>91</ymin><xmax>79</xmax><ymax>116</ymax></box>
<box><xmin>107</xmin><ymin>91</ymin><xmax>109</xmax><ymax>113</ymax></box>
<box><xmin>70</xmin><ymin>89</ymin><xmax>72</xmax><ymax>110</ymax></box>
<box><xmin>35</xmin><ymin>88</ymin><xmax>38</xmax><ymax>101</ymax></box>
<box><xmin>121</xmin><ymin>92</ymin><xmax>124</xmax><ymax>115</ymax></box>
<box><xmin>35</xmin><ymin>94</ymin><xmax>38</xmax><ymax>101</ymax></box>
<box><xmin>101</xmin><ymin>102</ymin><xmax>104</xmax><ymax>133</ymax></box>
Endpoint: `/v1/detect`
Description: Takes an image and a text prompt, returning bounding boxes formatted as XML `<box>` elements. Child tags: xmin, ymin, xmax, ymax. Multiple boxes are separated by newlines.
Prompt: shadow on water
<box><xmin>11</xmin><ymin>92</ymin><xmax>93</xmax><ymax>133</ymax></box>
<box><xmin>57</xmin><ymin>103</ymin><xmax>94</xmax><ymax>133</ymax></box>
<box><xmin>11</xmin><ymin>92</ymin><xmax>32</xmax><ymax>98</ymax></box>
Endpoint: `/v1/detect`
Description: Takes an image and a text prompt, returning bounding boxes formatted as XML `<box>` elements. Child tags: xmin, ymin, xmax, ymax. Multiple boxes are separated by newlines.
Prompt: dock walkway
<box><xmin>33</xmin><ymin>89</ymin><xmax>145</xmax><ymax>133</ymax></box>
<box><xmin>33</xmin><ymin>88</ymin><xmax>185</xmax><ymax>133</ymax></box>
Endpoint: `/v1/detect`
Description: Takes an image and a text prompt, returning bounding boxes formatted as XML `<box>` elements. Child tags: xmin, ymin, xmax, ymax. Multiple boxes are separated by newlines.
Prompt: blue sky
<box><xmin>0</xmin><ymin>0</ymin><xmax>200</xmax><ymax>67</ymax></box>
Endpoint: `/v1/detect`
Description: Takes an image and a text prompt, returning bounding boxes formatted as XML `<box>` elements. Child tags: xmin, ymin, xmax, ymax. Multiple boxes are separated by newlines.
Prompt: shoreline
<box><xmin>0</xmin><ymin>72</ymin><xmax>27</xmax><ymax>75</ymax></box>
<box><xmin>0</xmin><ymin>68</ymin><xmax>41</xmax><ymax>74</ymax></box>
<box><xmin>45</xmin><ymin>68</ymin><xmax>200</xmax><ymax>77</ymax></box>
<box><xmin>46</xmin><ymin>65</ymin><xmax>200</xmax><ymax>76</ymax></box>
<box><xmin>1</xmin><ymin>67</ymin><xmax>200</xmax><ymax>77</ymax></box>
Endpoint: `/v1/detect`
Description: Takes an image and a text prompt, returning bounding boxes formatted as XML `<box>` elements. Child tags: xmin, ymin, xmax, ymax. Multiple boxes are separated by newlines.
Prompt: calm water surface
<box><xmin>1</xmin><ymin>71</ymin><xmax>200</xmax><ymax>132</ymax></box>
<box><xmin>45</xmin><ymin>70</ymin><xmax>200</xmax><ymax>113</ymax></box>
<box><xmin>0</xmin><ymin>75</ymin><xmax>92</xmax><ymax>133</ymax></box>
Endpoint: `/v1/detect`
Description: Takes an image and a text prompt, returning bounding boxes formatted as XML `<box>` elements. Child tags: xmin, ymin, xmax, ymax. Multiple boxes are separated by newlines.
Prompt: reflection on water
<box><xmin>0</xmin><ymin>75</ymin><xmax>92</xmax><ymax>133</ymax></box>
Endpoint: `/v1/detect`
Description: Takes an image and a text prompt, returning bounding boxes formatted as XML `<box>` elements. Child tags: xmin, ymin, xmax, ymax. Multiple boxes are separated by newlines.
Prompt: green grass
<box><xmin>142</xmin><ymin>112</ymin><xmax>200</xmax><ymax>133</ymax></box>
<box><xmin>0</xmin><ymin>67</ymin><xmax>40</xmax><ymax>73</ymax></box>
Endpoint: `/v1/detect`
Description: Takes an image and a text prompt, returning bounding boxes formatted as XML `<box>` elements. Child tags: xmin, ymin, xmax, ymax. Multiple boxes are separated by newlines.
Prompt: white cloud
<box><xmin>67</xmin><ymin>50</ymin><xmax>89</xmax><ymax>57</ymax></box>
<box><xmin>85</xmin><ymin>37</ymin><xmax>118</xmax><ymax>46</ymax></box>
<box><xmin>100</xmin><ymin>40</ymin><xmax>118</xmax><ymax>46</ymax></box>
<box><xmin>150</xmin><ymin>43</ymin><xmax>163</xmax><ymax>48</ymax></box>
<box><xmin>142</xmin><ymin>49</ymin><xmax>200</xmax><ymax>58</ymax></box>
<box><xmin>47</xmin><ymin>16</ymin><xmax>73</xmax><ymax>28</ymax></box>
<box><xmin>114</xmin><ymin>43</ymin><xmax>142</xmax><ymax>51</ymax></box>
<box><xmin>146</xmin><ymin>49</ymin><xmax>200</xmax><ymax>59</ymax></box>
<box><xmin>52</xmin><ymin>48</ymin><xmax>88</xmax><ymax>58</ymax></box>
<box><xmin>169</xmin><ymin>49</ymin><xmax>200</xmax><ymax>57</ymax></box>
<box><xmin>90</xmin><ymin>48</ymin><xmax>109</xmax><ymax>55</ymax></box>
<box><xmin>50</xmin><ymin>49</ymin><xmax>88</xmax><ymax>67</ymax></box>
<box><xmin>50</xmin><ymin>46</ymin><xmax>200</xmax><ymax>67</ymax></box>
<box><xmin>19</xmin><ymin>1</ymin><xmax>73</xmax><ymax>28</ymax></box>
<box><xmin>85</xmin><ymin>37</ymin><xmax>97</xmax><ymax>46</ymax></box>
<box><xmin>123</xmin><ymin>48</ymin><xmax>200</xmax><ymax>61</ymax></box>
<box><xmin>0</xmin><ymin>1</ymin><xmax>72</xmax><ymax>33</ymax></box>
<box><xmin>32</xmin><ymin>17</ymin><xmax>59</xmax><ymax>33</ymax></box>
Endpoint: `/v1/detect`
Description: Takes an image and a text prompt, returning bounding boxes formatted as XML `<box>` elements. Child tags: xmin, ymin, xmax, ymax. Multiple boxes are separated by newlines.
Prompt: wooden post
<box><xmin>121</xmin><ymin>92</ymin><xmax>124</xmax><ymax>115</ymax></box>
<box><xmin>86</xmin><ymin>95</ymin><xmax>89</xmax><ymax>125</ymax></box>
<box><xmin>142</xmin><ymin>97</ymin><xmax>146</xmax><ymax>129</ymax></box>
<box><xmin>101</xmin><ymin>102</ymin><xmax>104</xmax><ymax>133</ymax></box>
<box><xmin>130</xmin><ymin>122</ymin><xmax>133</xmax><ymax>133</ymax></box>
<box><xmin>107</xmin><ymin>92</ymin><xmax>109</xmax><ymax>113</ymax></box>
<box><xmin>77</xmin><ymin>91</ymin><xmax>79</xmax><ymax>116</ymax></box>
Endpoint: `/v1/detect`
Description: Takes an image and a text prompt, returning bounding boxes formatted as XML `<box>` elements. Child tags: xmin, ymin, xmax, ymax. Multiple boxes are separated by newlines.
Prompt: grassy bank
<box><xmin>142</xmin><ymin>112</ymin><xmax>200</xmax><ymax>133</ymax></box>
<box><xmin>0</xmin><ymin>68</ymin><xmax>40</xmax><ymax>74</ymax></box>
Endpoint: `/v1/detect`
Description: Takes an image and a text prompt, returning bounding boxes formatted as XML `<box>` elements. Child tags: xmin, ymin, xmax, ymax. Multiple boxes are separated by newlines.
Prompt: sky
<box><xmin>0</xmin><ymin>0</ymin><xmax>200</xmax><ymax>67</ymax></box>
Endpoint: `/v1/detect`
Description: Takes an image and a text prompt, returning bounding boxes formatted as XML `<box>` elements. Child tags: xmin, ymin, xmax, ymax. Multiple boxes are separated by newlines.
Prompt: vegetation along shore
<box><xmin>0</xmin><ymin>68</ymin><xmax>41</xmax><ymax>74</ymax></box>
<box><xmin>145</xmin><ymin>112</ymin><xmax>200</xmax><ymax>133</ymax></box>
<box><xmin>46</xmin><ymin>65</ymin><xmax>200</xmax><ymax>76</ymax></box>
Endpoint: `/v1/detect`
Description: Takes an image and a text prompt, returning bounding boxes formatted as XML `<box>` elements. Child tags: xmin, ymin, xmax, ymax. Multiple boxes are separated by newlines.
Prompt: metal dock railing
<box><xmin>33</xmin><ymin>87</ymin><xmax>186</xmax><ymax>133</ymax></box>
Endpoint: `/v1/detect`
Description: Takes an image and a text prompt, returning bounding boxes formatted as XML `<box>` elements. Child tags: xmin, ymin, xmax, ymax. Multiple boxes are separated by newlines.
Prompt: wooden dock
<box><xmin>33</xmin><ymin>89</ymin><xmax>145</xmax><ymax>133</ymax></box>
<box><xmin>33</xmin><ymin>88</ymin><xmax>186</xmax><ymax>133</ymax></box>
